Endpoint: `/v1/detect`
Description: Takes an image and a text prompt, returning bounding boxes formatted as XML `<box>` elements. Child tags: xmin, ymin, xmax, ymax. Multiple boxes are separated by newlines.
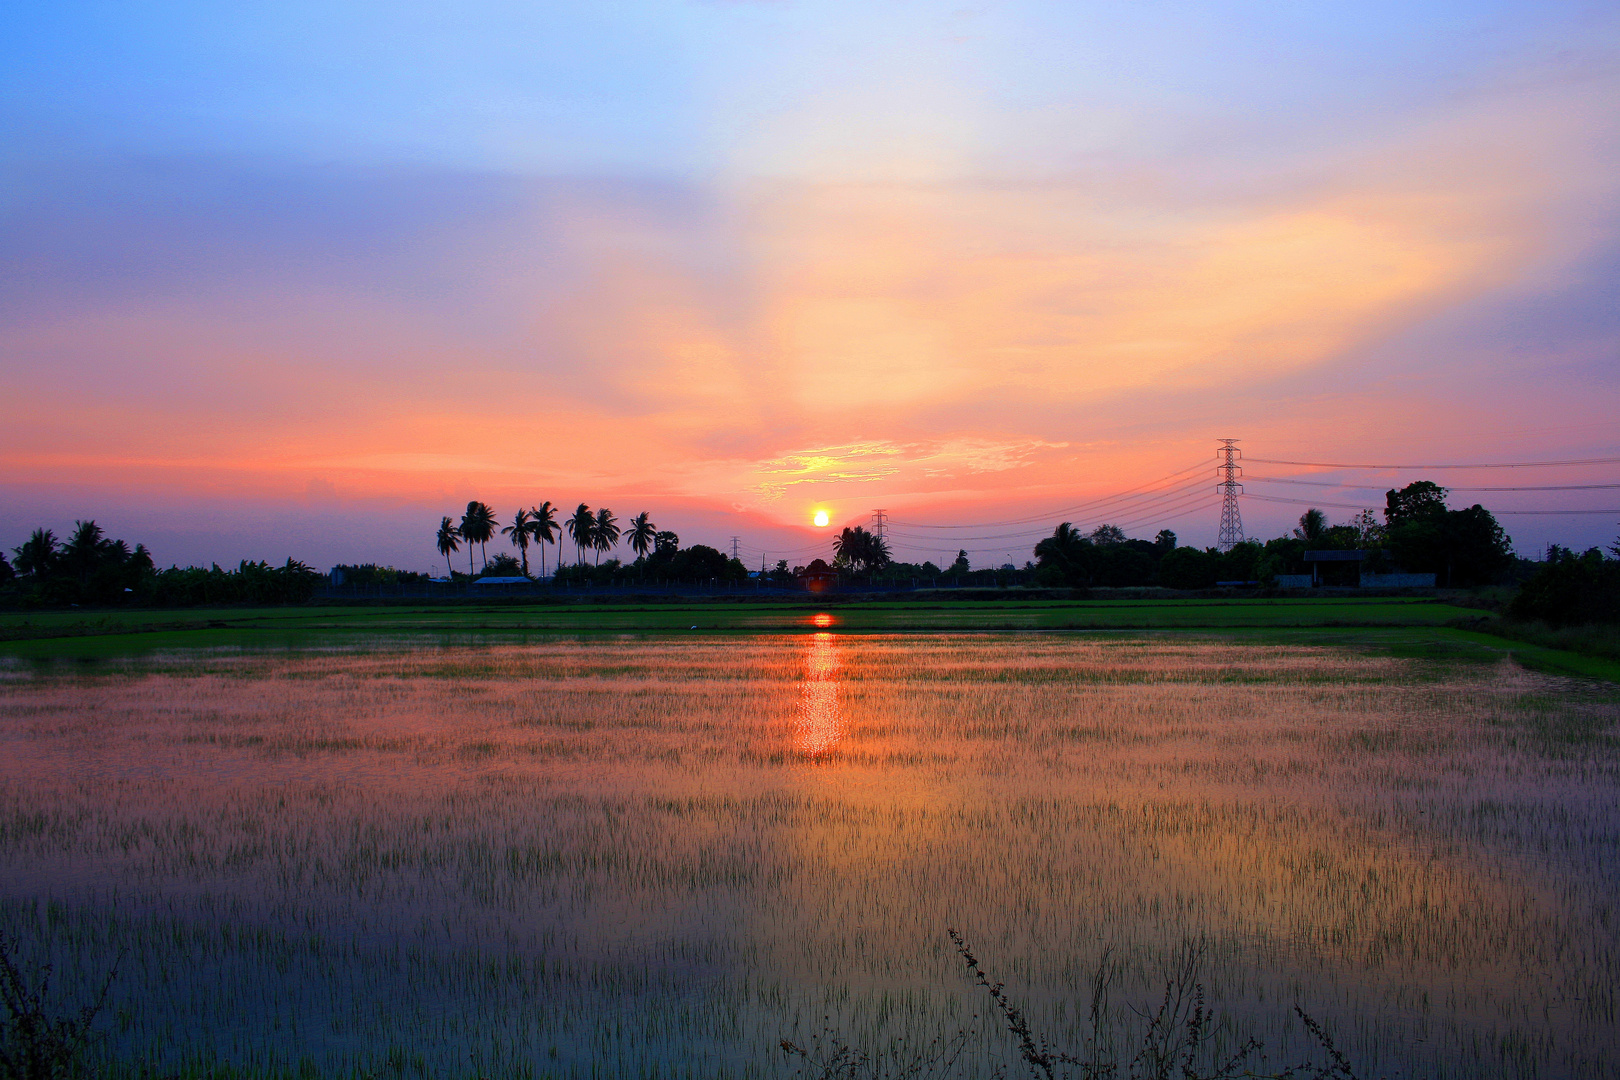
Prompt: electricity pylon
<box><xmin>1216</xmin><ymin>439</ymin><xmax>1245</xmax><ymax>551</ymax></box>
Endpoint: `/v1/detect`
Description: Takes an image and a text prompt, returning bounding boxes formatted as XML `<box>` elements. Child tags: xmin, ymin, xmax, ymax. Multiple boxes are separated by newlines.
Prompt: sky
<box><xmin>3</xmin><ymin>0</ymin><xmax>1619</xmax><ymax>572</ymax></box>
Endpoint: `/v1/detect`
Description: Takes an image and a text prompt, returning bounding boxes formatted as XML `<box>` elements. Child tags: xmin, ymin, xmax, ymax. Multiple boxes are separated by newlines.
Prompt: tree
<box><xmin>566</xmin><ymin>504</ymin><xmax>596</xmax><ymax>565</ymax></box>
<box><xmin>0</xmin><ymin>551</ymin><xmax>12</xmax><ymax>584</ymax></box>
<box><xmin>435</xmin><ymin>517</ymin><xmax>461</xmax><ymax>578</ymax></box>
<box><xmin>61</xmin><ymin>520</ymin><xmax>109</xmax><ymax>583</ymax></box>
<box><xmin>12</xmin><ymin>528</ymin><xmax>58</xmax><ymax>577</ymax></box>
<box><xmin>1154</xmin><ymin>530</ymin><xmax>1177</xmax><ymax>551</ymax></box>
<box><xmin>1346</xmin><ymin>508</ymin><xmax>1384</xmax><ymax>548</ymax></box>
<box><xmin>1385</xmin><ymin>482</ymin><xmax>1448</xmax><ymax>526</ymax></box>
<box><xmin>1437</xmin><ymin>504</ymin><xmax>1514</xmax><ymax>586</ymax></box>
<box><xmin>1294</xmin><ymin>509</ymin><xmax>1327</xmax><ymax>543</ymax></box>
<box><xmin>833</xmin><ymin>526</ymin><xmax>889</xmax><ymax>574</ymax></box>
<box><xmin>1510</xmin><ymin>546</ymin><xmax>1620</xmax><ymax>627</ymax></box>
<box><xmin>626</xmin><ymin>512</ymin><xmax>657</xmax><ymax>561</ymax></box>
<box><xmin>654</xmin><ymin>530</ymin><xmax>679</xmax><ymax>553</ymax></box>
<box><xmin>1033</xmin><ymin>522</ymin><xmax>1093</xmax><ymax>586</ymax></box>
<box><xmin>592</xmin><ymin>507</ymin><xmax>620</xmax><ymax>565</ymax></box>
<box><xmin>502</xmin><ymin>508</ymin><xmax>533</xmax><ymax>577</ymax></box>
<box><xmin>529</xmin><ymin>501</ymin><xmax>559</xmax><ymax>578</ymax></box>
<box><xmin>459</xmin><ymin>501</ymin><xmax>497</xmax><ymax>573</ymax></box>
<box><xmin>1089</xmin><ymin>524</ymin><xmax>1127</xmax><ymax>545</ymax></box>
<box><xmin>1382</xmin><ymin>483</ymin><xmax>1512</xmax><ymax>586</ymax></box>
<box><xmin>1158</xmin><ymin>546</ymin><xmax>1219</xmax><ymax>589</ymax></box>
<box><xmin>482</xmin><ymin>553</ymin><xmax>524</xmax><ymax>577</ymax></box>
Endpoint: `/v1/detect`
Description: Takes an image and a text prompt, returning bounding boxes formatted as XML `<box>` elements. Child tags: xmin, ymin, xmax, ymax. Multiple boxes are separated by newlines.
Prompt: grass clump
<box><xmin>783</xmin><ymin>932</ymin><xmax>1366</xmax><ymax>1080</ymax></box>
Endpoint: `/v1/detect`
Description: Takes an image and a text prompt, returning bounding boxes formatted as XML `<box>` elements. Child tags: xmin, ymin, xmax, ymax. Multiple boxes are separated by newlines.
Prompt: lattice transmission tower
<box><xmin>1216</xmin><ymin>439</ymin><xmax>1245</xmax><ymax>551</ymax></box>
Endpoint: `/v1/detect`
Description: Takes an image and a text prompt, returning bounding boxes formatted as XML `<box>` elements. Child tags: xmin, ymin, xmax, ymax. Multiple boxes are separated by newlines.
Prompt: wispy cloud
<box><xmin>746</xmin><ymin>438</ymin><xmax>1071</xmax><ymax>500</ymax></box>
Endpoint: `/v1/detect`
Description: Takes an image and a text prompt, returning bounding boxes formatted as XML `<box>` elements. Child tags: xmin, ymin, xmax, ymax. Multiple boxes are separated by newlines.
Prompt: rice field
<box><xmin>1</xmin><ymin>633</ymin><xmax>1617</xmax><ymax>1079</ymax></box>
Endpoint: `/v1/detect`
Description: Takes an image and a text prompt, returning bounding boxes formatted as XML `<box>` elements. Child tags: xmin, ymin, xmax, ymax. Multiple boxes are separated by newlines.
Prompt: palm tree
<box><xmin>528</xmin><ymin>501</ymin><xmax>559</xmax><ymax>578</ymax></box>
<box><xmin>62</xmin><ymin>520</ymin><xmax>108</xmax><ymax>583</ymax></box>
<box><xmin>459</xmin><ymin>501</ymin><xmax>497</xmax><ymax>574</ymax></box>
<box><xmin>1295</xmin><ymin>508</ymin><xmax>1327</xmax><ymax>543</ymax></box>
<box><xmin>12</xmin><ymin>528</ymin><xmax>58</xmax><ymax>577</ymax></box>
<box><xmin>566</xmin><ymin>504</ymin><xmax>595</xmax><ymax>565</ymax></box>
<box><xmin>592</xmin><ymin>507</ymin><xmax>619</xmax><ymax>565</ymax></box>
<box><xmin>435</xmin><ymin>517</ymin><xmax>461</xmax><ymax>578</ymax></box>
<box><xmin>832</xmin><ymin>525</ymin><xmax>889</xmax><ymax>574</ymax></box>
<box><xmin>625</xmin><ymin>512</ymin><xmax>657</xmax><ymax>561</ymax></box>
<box><xmin>502</xmin><ymin>508</ymin><xmax>533</xmax><ymax>577</ymax></box>
<box><xmin>1035</xmin><ymin>522</ymin><xmax>1090</xmax><ymax>584</ymax></box>
<box><xmin>624</xmin><ymin>512</ymin><xmax>657</xmax><ymax>562</ymax></box>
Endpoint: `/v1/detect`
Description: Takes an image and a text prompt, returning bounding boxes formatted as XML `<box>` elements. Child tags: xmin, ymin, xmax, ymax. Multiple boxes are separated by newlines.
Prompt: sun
<box><xmin>812</xmin><ymin>510</ymin><xmax>830</xmax><ymax>527</ymax></box>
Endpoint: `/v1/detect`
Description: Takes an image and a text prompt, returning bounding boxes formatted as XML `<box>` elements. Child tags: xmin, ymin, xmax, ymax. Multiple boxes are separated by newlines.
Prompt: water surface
<box><xmin>1</xmin><ymin>635</ymin><xmax>1616</xmax><ymax>1078</ymax></box>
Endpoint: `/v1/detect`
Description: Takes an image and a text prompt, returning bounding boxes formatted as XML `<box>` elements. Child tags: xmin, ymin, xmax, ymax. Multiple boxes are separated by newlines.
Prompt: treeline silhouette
<box><xmin>2</xmin><ymin>521</ymin><xmax>323</xmax><ymax>608</ymax></box>
<box><xmin>1029</xmin><ymin>481</ymin><xmax>1520</xmax><ymax>589</ymax></box>
<box><xmin>434</xmin><ymin>499</ymin><xmax>753</xmax><ymax>586</ymax></box>
<box><xmin>1511</xmin><ymin>543</ymin><xmax>1620</xmax><ymax>627</ymax></box>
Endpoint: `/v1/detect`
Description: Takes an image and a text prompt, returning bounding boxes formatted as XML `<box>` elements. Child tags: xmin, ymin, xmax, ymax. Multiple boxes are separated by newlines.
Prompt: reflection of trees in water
<box><xmin>795</xmin><ymin>632</ymin><xmax>842</xmax><ymax>756</ymax></box>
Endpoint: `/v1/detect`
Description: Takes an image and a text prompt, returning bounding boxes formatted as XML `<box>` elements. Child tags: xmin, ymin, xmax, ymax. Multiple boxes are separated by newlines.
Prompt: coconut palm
<box><xmin>529</xmin><ymin>501</ymin><xmax>559</xmax><ymax>578</ymax></box>
<box><xmin>832</xmin><ymin>525</ymin><xmax>889</xmax><ymax>574</ymax></box>
<box><xmin>566</xmin><ymin>504</ymin><xmax>596</xmax><ymax>565</ymax></box>
<box><xmin>1035</xmin><ymin>522</ymin><xmax>1090</xmax><ymax>583</ymax></box>
<box><xmin>435</xmin><ymin>517</ymin><xmax>461</xmax><ymax>578</ymax></box>
<box><xmin>592</xmin><ymin>507</ymin><xmax>619</xmax><ymax>565</ymax></box>
<box><xmin>502</xmin><ymin>508</ymin><xmax>533</xmax><ymax>576</ymax></box>
<box><xmin>459</xmin><ymin>501</ymin><xmax>497</xmax><ymax>574</ymax></box>
<box><xmin>625</xmin><ymin>512</ymin><xmax>657</xmax><ymax>561</ymax></box>
<box><xmin>12</xmin><ymin>528</ymin><xmax>58</xmax><ymax>577</ymax></box>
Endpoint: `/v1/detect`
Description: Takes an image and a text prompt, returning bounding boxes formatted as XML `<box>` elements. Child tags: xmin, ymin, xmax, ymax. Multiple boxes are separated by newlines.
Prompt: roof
<box><xmin>471</xmin><ymin>576</ymin><xmax>532</xmax><ymax>585</ymax></box>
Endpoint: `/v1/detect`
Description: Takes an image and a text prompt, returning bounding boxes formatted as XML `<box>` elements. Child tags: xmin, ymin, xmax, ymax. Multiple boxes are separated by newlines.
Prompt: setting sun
<box><xmin>813</xmin><ymin>510</ymin><xmax>830</xmax><ymax>527</ymax></box>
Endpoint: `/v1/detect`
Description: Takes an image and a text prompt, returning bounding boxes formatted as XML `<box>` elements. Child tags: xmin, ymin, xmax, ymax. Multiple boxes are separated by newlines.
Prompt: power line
<box><xmin>1246</xmin><ymin>455</ymin><xmax>1620</xmax><ymax>470</ymax></box>
<box><xmin>887</xmin><ymin>476</ymin><xmax>1210</xmax><ymax>540</ymax></box>
<box><xmin>887</xmin><ymin>481</ymin><xmax>1210</xmax><ymax>543</ymax></box>
<box><xmin>1116</xmin><ymin>493</ymin><xmax>1223</xmax><ymax>534</ymax></box>
<box><xmin>1247</xmin><ymin>477</ymin><xmax>1620</xmax><ymax>492</ymax></box>
<box><xmin>888</xmin><ymin>460</ymin><xmax>1210</xmax><ymax>530</ymax></box>
<box><xmin>1247</xmin><ymin>494</ymin><xmax>1386</xmax><ymax>511</ymax></box>
<box><xmin>1493</xmin><ymin>509</ymin><xmax>1620</xmax><ymax>516</ymax></box>
<box><xmin>1247</xmin><ymin>493</ymin><xmax>1620</xmax><ymax>516</ymax></box>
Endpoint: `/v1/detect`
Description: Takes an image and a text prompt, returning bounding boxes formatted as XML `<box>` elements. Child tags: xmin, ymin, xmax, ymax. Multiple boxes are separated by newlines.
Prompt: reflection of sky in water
<box><xmin>795</xmin><ymin>632</ymin><xmax>841</xmax><ymax>756</ymax></box>
<box><xmin>1</xmin><ymin>638</ymin><xmax>1617</xmax><ymax>1078</ymax></box>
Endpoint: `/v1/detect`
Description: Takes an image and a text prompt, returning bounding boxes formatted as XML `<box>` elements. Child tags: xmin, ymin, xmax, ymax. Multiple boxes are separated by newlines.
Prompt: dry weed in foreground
<box><xmin>782</xmin><ymin>931</ymin><xmax>1367</xmax><ymax>1080</ymax></box>
<box><xmin>0</xmin><ymin>933</ymin><xmax>117</xmax><ymax>1080</ymax></box>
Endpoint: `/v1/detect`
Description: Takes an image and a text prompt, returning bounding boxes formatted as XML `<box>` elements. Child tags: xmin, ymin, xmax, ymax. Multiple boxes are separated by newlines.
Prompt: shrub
<box><xmin>1509</xmin><ymin>548</ymin><xmax>1620</xmax><ymax>627</ymax></box>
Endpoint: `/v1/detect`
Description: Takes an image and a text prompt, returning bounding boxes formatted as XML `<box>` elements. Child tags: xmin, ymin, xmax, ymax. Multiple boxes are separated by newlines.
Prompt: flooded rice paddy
<box><xmin>1</xmin><ymin>634</ymin><xmax>1618</xmax><ymax>1079</ymax></box>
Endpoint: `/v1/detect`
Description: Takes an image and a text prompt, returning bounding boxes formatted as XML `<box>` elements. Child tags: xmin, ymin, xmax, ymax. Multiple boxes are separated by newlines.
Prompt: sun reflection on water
<box><xmin>794</xmin><ymin>631</ymin><xmax>842</xmax><ymax>756</ymax></box>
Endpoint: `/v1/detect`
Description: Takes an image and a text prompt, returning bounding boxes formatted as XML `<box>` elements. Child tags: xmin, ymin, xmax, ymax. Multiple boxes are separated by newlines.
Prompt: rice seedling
<box><xmin>0</xmin><ymin>635</ymin><xmax>1615</xmax><ymax>1078</ymax></box>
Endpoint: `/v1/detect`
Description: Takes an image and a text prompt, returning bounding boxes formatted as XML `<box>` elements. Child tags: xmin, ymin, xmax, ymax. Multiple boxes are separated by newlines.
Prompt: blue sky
<box><xmin>3</xmin><ymin>1</ymin><xmax>1619</xmax><ymax>569</ymax></box>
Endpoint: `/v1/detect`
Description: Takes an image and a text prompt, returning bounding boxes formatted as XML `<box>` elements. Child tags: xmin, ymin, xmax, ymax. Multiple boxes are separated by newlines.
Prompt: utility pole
<box><xmin>870</xmin><ymin>510</ymin><xmax>888</xmax><ymax>540</ymax></box>
<box><xmin>1216</xmin><ymin>439</ymin><xmax>1245</xmax><ymax>551</ymax></box>
<box><xmin>730</xmin><ymin>536</ymin><xmax>741</xmax><ymax>560</ymax></box>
